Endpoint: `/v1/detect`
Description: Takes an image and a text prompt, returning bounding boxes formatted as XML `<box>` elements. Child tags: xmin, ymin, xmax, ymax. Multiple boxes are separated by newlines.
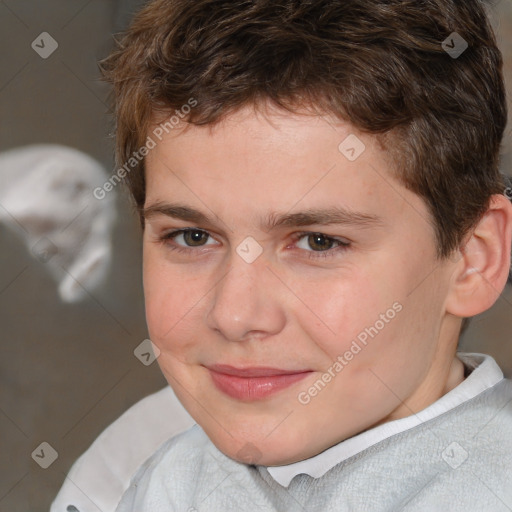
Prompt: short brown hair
<box><xmin>101</xmin><ymin>0</ymin><xmax>507</xmax><ymax>260</ymax></box>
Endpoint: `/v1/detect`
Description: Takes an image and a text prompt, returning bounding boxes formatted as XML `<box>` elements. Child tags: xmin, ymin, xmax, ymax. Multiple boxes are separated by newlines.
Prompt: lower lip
<box><xmin>208</xmin><ymin>370</ymin><xmax>312</xmax><ymax>401</ymax></box>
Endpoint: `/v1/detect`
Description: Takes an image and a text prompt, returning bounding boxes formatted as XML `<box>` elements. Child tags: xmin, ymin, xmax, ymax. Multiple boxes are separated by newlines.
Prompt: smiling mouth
<box><xmin>206</xmin><ymin>364</ymin><xmax>313</xmax><ymax>401</ymax></box>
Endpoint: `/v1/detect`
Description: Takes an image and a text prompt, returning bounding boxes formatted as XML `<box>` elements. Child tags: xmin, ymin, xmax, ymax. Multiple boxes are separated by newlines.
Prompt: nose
<box><xmin>205</xmin><ymin>248</ymin><xmax>286</xmax><ymax>343</ymax></box>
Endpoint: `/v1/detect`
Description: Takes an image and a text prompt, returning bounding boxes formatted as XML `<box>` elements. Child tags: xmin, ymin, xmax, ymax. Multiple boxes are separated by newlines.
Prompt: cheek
<box><xmin>143</xmin><ymin>249</ymin><xmax>205</xmax><ymax>344</ymax></box>
<box><xmin>293</xmin><ymin>271</ymin><xmax>388</xmax><ymax>357</ymax></box>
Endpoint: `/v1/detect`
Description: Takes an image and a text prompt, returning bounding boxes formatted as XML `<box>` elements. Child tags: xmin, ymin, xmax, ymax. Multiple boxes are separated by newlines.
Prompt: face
<box><xmin>142</xmin><ymin>105</ymin><xmax>459</xmax><ymax>466</ymax></box>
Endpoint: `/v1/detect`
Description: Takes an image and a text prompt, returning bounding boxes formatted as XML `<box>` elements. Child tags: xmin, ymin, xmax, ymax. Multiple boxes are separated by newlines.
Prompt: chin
<box><xmin>204</xmin><ymin>423</ymin><xmax>307</xmax><ymax>467</ymax></box>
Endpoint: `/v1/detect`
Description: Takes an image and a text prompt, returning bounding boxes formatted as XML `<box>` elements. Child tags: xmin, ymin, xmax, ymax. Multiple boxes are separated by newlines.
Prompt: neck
<box><xmin>442</xmin><ymin>356</ymin><xmax>466</xmax><ymax>394</ymax></box>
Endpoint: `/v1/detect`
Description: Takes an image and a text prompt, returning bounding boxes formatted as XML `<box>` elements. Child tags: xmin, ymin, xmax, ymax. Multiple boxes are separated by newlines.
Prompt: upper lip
<box><xmin>207</xmin><ymin>364</ymin><xmax>313</xmax><ymax>377</ymax></box>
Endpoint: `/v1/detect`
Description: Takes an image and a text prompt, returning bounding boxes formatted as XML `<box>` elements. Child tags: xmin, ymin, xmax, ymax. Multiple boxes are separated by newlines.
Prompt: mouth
<box><xmin>206</xmin><ymin>364</ymin><xmax>313</xmax><ymax>401</ymax></box>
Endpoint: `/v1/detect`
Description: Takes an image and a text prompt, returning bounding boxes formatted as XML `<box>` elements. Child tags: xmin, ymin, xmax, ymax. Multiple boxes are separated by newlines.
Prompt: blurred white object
<box><xmin>0</xmin><ymin>144</ymin><xmax>116</xmax><ymax>302</ymax></box>
<box><xmin>50</xmin><ymin>385</ymin><xmax>195</xmax><ymax>512</ymax></box>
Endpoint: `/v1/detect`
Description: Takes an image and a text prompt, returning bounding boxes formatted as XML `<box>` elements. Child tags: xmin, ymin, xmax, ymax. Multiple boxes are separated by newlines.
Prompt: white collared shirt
<box><xmin>266</xmin><ymin>352</ymin><xmax>504</xmax><ymax>487</ymax></box>
<box><xmin>52</xmin><ymin>352</ymin><xmax>504</xmax><ymax>511</ymax></box>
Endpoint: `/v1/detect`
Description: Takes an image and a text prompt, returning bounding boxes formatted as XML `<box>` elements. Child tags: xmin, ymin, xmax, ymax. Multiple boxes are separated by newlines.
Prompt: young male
<box><xmin>71</xmin><ymin>0</ymin><xmax>512</xmax><ymax>509</ymax></box>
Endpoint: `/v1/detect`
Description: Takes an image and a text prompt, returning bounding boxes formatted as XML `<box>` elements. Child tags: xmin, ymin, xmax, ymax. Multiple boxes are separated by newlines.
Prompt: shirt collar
<box><xmin>264</xmin><ymin>352</ymin><xmax>504</xmax><ymax>487</ymax></box>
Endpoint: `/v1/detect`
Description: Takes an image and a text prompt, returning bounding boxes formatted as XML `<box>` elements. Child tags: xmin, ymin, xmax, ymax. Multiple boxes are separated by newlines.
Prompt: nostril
<box><xmin>66</xmin><ymin>506</ymin><xmax>80</xmax><ymax>512</ymax></box>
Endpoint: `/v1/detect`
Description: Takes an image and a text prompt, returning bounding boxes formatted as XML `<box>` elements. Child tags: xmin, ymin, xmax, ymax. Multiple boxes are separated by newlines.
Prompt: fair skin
<box><xmin>141</xmin><ymin>104</ymin><xmax>512</xmax><ymax>466</ymax></box>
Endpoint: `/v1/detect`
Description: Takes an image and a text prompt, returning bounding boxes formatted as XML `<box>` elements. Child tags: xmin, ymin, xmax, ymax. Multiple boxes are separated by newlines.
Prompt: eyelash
<box><xmin>157</xmin><ymin>228</ymin><xmax>351</xmax><ymax>260</ymax></box>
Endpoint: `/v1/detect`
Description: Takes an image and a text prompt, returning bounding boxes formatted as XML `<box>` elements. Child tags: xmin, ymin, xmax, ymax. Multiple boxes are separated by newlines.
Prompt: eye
<box><xmin>292</xmin><ymin>231</ymin><xmax>351</xmax><ymax>259</ymax></box>
<box><xmin>159</xmin><ymin>228</ymin><xmax>217</xmax><ymax>253</ymax></box>
<box><xmin>157</xmin><ymin>228</ymin><xmax>351</xmax><ymax>260</ymax></box>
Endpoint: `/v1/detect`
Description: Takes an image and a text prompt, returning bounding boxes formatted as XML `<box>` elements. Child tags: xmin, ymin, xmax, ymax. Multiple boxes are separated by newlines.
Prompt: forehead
<box><xmin>144</xmin><ymin>106</ymin><xmax>431</xmax><ymax>234</ymax></box>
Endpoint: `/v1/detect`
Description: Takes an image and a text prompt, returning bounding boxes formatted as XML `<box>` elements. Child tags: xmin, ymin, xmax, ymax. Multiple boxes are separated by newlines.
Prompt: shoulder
<box><xmin>429</xmin><ymin>373</ymin><xmax>512</xmax><ymax>459</ymax></box>
<box><xmin>434</xmin><ymin>377</ymin><xmax>512</xmax><ymax>503</ymax></box>
<box><xmin>462</xmin><ymin>377</ymin><xmax>512</xmax><ymax>455</ymax></box>
<box><xmin>116</xmin><ymin>424</ymin><xmax>246</xmax><ymax>511</ymax></box>
<box><xmin>463</xmin><ymin>376</ymin><xmax>512</xmax><ymax>427</ymax></box>
<box><xmin>51</xmin><ymin>385</ymin><xmax>195</xmax><ymax>512</ymax></box>
<box><xmin>452</xmin><ymin>353</ymin><xmax>512</xmax><ymax>440</ymax></box>
<box><xmin>396</xmin><ymin>377</ymin><xmax>512</xmax><ymax>511</ymax></box>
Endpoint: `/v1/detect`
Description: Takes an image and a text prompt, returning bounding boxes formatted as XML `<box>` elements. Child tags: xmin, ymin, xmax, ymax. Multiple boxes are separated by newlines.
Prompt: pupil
<box><xmin>310</xmin><ymin>234</ymin><xmax>331</xmax><ymax>251</ymax></box>
<box><xmin>186</xmin><ymin>230</ymin><xmax>205</xmax><ymax>245</ymax></box>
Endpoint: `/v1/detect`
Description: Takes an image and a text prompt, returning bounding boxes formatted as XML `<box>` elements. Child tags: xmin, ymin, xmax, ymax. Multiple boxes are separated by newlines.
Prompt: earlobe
<box><xmin>446</xmin><ymin>193</ymin><xmax>512</xmax><ymax>318</ymax></box>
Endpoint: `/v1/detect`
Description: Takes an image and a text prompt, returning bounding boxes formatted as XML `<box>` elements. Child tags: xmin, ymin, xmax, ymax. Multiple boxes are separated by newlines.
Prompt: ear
<box><xmin>445</xmin><ymin>193</ymin><xmax>512</xmax><ymax>318</ymax></box>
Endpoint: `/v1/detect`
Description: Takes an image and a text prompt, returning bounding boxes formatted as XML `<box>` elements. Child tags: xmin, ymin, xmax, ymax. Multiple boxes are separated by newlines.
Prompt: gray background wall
<box><xmin>0</xmin><ymin>1</ymin><xmax>511</xmax><ymax>510</ymax></box>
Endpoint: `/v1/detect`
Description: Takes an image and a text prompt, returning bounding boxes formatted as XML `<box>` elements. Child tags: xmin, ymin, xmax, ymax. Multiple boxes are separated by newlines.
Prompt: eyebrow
<box><xmin>140</xmin><ymin>202</ymin><xmax>384</xmax><ymax>231</ymax></box>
